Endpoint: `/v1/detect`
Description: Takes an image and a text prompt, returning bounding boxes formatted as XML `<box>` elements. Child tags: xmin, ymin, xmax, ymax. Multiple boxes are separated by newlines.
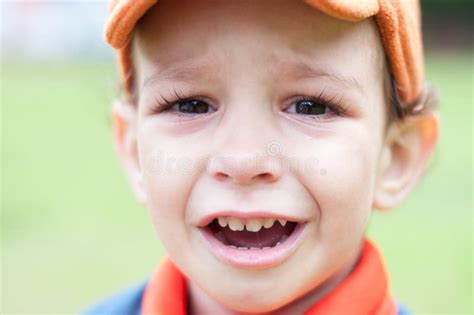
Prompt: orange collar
<box><xmin>141</xmin><ymin>239</ymin><xmax>396</xmax><ymax>315</ymax></box>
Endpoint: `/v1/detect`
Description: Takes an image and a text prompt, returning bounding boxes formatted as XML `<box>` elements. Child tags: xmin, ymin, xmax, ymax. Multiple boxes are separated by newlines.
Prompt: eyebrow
<box><xmin>279</xmin><ymin>59</ymin><xmax>364</xmax><ymax>93</ymax></box>
<box><xmin>143</xmin><ymin>57</ymin><xmax>364</xmax><ymax>95</ymax></box>
<box><xmin>143</xmin><ymin>59</ymin><xmax>218</xmax><ymax>88</ymax></box>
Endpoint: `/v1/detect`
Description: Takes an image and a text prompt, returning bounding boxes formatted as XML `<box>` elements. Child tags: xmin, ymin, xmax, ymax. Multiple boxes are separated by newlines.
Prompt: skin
<box><xmin>111</xmin><ymin>0</ymin><xmax>440</xmax><ymax>314</ymax></box>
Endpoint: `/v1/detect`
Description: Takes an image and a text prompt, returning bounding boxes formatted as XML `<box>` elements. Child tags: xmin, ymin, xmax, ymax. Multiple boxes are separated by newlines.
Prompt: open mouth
<box><xmin>197</xmin><ymin>214</ymin><xmax>309</xmax><ymax>268</ymax></box>
<box><xmin>204</xmin><ymin>217</ymin><xmax>299</xmax><ymax>250</ymax></box>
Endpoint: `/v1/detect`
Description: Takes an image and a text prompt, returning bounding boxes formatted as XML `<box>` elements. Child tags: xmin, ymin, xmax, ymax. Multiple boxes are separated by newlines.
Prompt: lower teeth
<box><xmin>226</xmin><ymin>234</ymin><xmax>289</xmax><ymax>250</ymax></box>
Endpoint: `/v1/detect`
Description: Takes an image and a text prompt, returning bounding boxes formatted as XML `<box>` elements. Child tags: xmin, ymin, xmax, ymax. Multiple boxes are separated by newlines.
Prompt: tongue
<box><xmin>222</xmin><ymin>222</ymin><xmax>291</xmax><ymax>248</ymax></box>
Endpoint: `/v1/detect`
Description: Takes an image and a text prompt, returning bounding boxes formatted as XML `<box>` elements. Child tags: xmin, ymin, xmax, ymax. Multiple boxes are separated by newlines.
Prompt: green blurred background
<box><xmin>1</xmin><ymin>1</ymin><xmax>472</xmax><ymax>314</ymax></box>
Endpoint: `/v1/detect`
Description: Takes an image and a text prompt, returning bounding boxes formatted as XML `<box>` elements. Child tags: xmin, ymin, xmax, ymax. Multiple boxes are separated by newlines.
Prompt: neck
<box><xmin>186</xmin><ymin>249</ymin><xmax>361</xmax><ymax>315</ymax></box>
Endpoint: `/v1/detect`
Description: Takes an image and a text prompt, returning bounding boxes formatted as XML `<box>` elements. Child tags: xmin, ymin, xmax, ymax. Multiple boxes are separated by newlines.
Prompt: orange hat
<box><xmin>104</xmin><ymin>0</ymin><xmax>424</xmax><ymax>105</ymax></box>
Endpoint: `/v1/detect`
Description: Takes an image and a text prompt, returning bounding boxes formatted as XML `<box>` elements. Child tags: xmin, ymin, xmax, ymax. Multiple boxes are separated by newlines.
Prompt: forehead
<box><xmin>133</xmin><ymin>0</ymin><xmax>385</xmax><ymax>93</ymax></box>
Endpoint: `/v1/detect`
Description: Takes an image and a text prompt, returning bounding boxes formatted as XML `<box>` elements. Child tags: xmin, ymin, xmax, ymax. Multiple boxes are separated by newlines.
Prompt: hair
<box><xmin>387</xmin><ymin>74</ymin><xmax>439</xmax><ymax>123</ymax></box>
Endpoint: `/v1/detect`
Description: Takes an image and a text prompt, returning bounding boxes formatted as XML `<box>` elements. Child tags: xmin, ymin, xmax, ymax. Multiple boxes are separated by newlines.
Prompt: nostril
<box><xmin>214</xmin><ymin>171</ymin><xmax>276</xmax><ymax>183</ymax></box>
<box><xmin>214</xmin><ymin>172</ymin><xmax>229</xmax><ymax>181</ymax></box>
<box><xmin>257</xmin><ymin>172</ymin><xmax>277</xmax><ymax>182</ymax></box>
<box><xmin>210</xmin><ymin>158</ymin><xmax>281</xmax><ymax>184</ymax></box>
<box><xmin>213</xmin><ymin>172</ymin><xmax>277</xmax><ymax>183</ymax></box>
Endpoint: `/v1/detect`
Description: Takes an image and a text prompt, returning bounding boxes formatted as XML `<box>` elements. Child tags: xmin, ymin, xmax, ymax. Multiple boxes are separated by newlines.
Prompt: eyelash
<box><xmin>150</xmin><ymin>88</ymin><xmax>204</xmax><ymax>116</ymax></box>
<box><xmin>149</xmin><ymin>88</ymin><xmax>349</xmax><ymax>120</ymax></box>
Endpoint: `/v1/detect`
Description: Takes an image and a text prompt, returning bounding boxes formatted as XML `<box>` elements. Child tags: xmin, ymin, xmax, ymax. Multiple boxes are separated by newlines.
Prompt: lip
<box><xmin>197</xmin><ymin>222</ymin><xmax>308</xmax><ymax>269</ymax></box>
<box><xmin>195</xmin><ymin>210</ymin><xmax>311</xmax><ymax>227</ymax></box>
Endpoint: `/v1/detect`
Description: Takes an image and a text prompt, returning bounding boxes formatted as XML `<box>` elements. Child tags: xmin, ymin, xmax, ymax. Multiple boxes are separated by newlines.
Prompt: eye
<box><xmin>176</xmin><ymin>99</ymin><xmax>210</xmax><ymax>114</ymax></box>
<box><xmin>293</xmin><ymin>100</ymin><xmax>328</xmax><ymax>115</ymax></box>
<box><xmin>150</xmin><ymin>90</ymin><xmax>216</xmax><ymax>117</ymax></box>
<box><xmin>283</xmin><ymin>93</ymin><xmax>349</xmax><ymax>121</ymax></box>
<box><xmin>286</xmin><ymin>98</ymin><xmax>333</xmax><ymax>117</ymax></box>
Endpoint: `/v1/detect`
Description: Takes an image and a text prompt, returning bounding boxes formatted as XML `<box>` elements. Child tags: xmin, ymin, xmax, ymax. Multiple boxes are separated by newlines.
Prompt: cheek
<box><xmin>137</xmin><ymin>125</ymin><xmax>204</xmax><ymax>251</ymax></box>
<box><xmin>297</xmin><ymin>125</ymin><xmax>380</xmax><ymax>243</ymax></box>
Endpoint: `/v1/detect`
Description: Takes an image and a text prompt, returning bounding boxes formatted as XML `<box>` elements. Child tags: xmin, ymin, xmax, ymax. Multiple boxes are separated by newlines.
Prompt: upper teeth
<box><xmin>217</xmin><ymin>217</ymin><xmax>287</xmax><ymax>232</ymax></box>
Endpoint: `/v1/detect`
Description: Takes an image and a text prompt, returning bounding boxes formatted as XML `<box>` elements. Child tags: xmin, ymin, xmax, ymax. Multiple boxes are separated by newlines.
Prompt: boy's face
<box><xmin>127</xmin><ymin>0</ymin><xmax>389</xmax><ymax>312</ymax></box>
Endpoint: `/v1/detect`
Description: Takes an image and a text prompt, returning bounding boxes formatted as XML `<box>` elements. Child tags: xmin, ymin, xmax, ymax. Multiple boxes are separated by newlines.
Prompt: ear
<box><xmin>373</xmin><ymin>112</ymin><xmax>440</xmax><ymax>210</ymax></box>
<box><xmin>111</xmin><ymin>100</ymin><xmax>147</xmax><ymax>207</ymax></box>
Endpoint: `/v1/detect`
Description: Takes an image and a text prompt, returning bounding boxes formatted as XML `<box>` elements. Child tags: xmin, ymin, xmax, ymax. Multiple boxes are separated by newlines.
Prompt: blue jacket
<box><xmin>82</xmin><ymin>280</ymin><xmax>412</xmax><ymax>315</ymax></box>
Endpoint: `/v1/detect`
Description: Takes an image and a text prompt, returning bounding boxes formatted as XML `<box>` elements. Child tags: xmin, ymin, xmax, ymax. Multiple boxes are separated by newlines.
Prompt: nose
<box><xmin>209</xmin><ymin>151</ymin><xmax>282</xmax><ymax>185</ymax></box>
<box><xmin>208</xmin><ymin>130</ymin><xmax>282</xmax><ymax>185</ymax></box>
<box><xmin>207</xmin><ymin>95</ymin><xmax>283</xmax><ymax>185</ymax></box>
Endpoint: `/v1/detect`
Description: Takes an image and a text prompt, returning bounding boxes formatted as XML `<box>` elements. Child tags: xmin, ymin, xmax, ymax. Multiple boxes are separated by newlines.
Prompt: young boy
<box><xmin>85</xmin><ymin>0</ymin><xmax>439</xmax><ymax>314</ymax></box>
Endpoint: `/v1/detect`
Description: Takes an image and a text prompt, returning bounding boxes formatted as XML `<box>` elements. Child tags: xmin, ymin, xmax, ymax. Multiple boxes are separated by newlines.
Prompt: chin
<box><xmin>204</xmin><ymin>279</ymin><xmax>296</xmax><ymax>314</ymax></box>
<box><xmin>220</xmin><ymin>298</ymin><xmax>289</xmax><ymax>314</ymax></box>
